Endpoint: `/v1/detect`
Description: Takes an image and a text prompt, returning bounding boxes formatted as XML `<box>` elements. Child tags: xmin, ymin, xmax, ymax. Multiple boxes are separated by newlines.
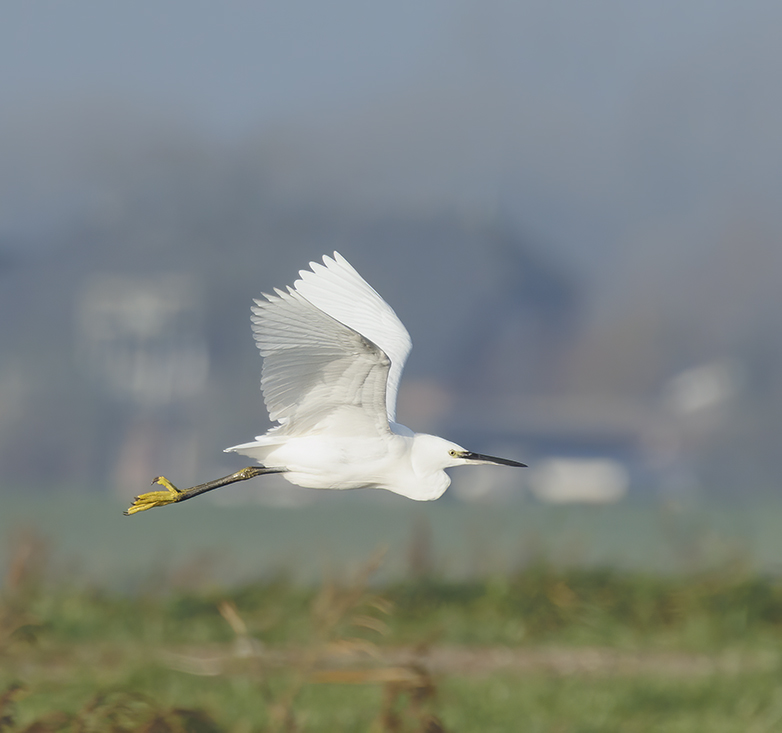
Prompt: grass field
<box><xmin>3</xmin><ymin>494</ymin><xmax>782</xmax><ymax>731</ymax></box>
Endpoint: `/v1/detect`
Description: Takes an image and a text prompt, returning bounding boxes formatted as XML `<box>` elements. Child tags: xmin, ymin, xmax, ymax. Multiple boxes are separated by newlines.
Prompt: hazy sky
<box><xmin>2</xmin><ymin>1</ymin><xmax>779</xmax><ymax>276</ymax></box>
<box><xmin>2</xmin><ymin>1</ymin><xmax>456</xmax><ymax>136</ymax></box>
<box><xmin>1</xmin><ymin>1</ymin><xmax>746</xmax><ymax>137</ymax></box>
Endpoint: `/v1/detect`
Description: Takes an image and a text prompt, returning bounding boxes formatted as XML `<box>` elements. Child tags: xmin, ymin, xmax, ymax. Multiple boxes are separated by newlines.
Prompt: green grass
<box><xmin>4</xmin><ymin>493</ymin><xmax>782</xmax><ymax>729</ymax></box>
<box><xmin>4</xmin><ymin>550</ymin><xmax>782</xmax><ymax>731</ymax></box>
<box><xmin>7</xmin><ymin>670</ymin><xmax>782</xmax><ymax>732</ymax></box>
<box><xmin>439</xmin><ymin>673</ymin><xmax>782</xmax><ymax>732</ymax></box>
<box><xmin>11</xmin><ymin>565</ymin><xmax>782</xmax><ymax>650</ymax></box>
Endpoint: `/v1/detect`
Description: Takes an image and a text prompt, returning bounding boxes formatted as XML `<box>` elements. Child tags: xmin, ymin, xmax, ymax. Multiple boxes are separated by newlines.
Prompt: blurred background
<box><xmin>2</xmin><ymin>1</ymin><xmax>782</xmax><ymax>582</ymax></box>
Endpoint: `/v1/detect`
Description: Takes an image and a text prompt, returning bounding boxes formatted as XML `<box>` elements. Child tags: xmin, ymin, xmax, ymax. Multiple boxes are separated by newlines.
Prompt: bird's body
<box><xmin>125</xmin><ymin>252</ymin><xmax>525</xmax><ymax>515</ymax></box>
<box><xmin>228</xmin><ymin>430</ymin><xmax>457</xmax><ymax>501</ymax></box>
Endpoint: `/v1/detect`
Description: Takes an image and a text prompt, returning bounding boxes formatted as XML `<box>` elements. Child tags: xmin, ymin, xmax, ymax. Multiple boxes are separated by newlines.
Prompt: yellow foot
<box><xmin>124</xmin><ymin>476</ymin><xmax>183</xmax><ymax>515</ymax></box>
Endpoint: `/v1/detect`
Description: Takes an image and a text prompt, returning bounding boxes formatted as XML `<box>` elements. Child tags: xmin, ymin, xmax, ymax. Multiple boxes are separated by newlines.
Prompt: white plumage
<box><xmin>224</xmin><ymin>252</ymin><xmax>525</xmax><ymax>501</ymax></box>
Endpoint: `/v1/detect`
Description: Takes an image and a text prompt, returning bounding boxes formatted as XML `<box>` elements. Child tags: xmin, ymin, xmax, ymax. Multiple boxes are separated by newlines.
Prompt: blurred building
<box><xmin>76</xmin><ymin>273</ymin><xmax>209</xmax><ymax>494</ymax></box>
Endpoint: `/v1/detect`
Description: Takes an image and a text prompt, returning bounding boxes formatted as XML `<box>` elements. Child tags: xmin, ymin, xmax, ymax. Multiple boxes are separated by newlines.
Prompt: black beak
<box><xmin>459</xmin><ymin>451</ymin><xmax>527</xmax><ymax>468</ymax></box>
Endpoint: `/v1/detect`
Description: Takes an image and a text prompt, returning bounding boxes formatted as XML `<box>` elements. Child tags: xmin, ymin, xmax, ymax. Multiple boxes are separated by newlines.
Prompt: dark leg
<box><xmin>124</xmin><ymin>466</ymin><xmax>286</xmax><ymax>515</ymax></box>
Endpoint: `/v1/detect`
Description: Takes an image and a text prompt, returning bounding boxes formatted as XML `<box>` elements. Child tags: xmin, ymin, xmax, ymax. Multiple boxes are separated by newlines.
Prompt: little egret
<box><xmin>125</xmin><ymin>252</ymin><xmax>525</xmax><ymax>514</ymax></box>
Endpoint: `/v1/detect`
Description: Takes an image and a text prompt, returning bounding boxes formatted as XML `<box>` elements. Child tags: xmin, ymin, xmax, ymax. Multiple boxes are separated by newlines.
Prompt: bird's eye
<box><xmin>448</xmin><ymin>449</ymin><xmax>458</xmax><ymax>457</ymax></box>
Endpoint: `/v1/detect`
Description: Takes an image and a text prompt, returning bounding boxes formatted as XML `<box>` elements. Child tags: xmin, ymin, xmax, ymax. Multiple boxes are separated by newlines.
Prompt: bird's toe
<box><xmin>123</xmin><ymin>476</ymin><xmax>183</xmax><ymax>515</ymax></box>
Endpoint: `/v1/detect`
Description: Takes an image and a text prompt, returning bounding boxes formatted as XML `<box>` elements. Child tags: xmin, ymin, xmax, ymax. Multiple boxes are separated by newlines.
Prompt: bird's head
<box><xmin>396</xmin><ymin>434</ymin><xmax>527</xmax><ymax>501</ymax></box>
<box><xmin>413</xmin><ymin>434</ymin><xmax>527</xmax><ymax>473</ymax></box>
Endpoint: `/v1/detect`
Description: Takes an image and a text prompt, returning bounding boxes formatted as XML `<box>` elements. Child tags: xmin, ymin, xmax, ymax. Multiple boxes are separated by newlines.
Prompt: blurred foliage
<box><xmin>386</xmin><ymin>563</ymin><xmax>782</xmax><ymax>648</ymax></box>
<box><xmin>7</xmin><ymin>563</ymin><xmax>782</xmax><ymax>651</ymax></box>
<box><xmin>3</xmin><ymin>532</ymin><xmax>782</xmax><ymax>730</ymax></box>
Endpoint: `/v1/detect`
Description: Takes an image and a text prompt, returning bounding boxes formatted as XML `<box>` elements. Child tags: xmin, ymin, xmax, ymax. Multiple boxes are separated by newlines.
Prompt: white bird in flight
<box><xmin>125</xmin><ymin>252</ymin><xmax>525</xmax><ymax>515</ymax></box>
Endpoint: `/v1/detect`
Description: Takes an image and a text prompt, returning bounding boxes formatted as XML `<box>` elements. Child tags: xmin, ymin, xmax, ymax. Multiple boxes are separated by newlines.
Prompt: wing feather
<box><xmin>252</xmin><ymin>285</ymin><xmax>391</xmax><ymax>436</ymax></box>
<box><xmin>292</xmin><ymin>252</ymin><xmax>412</xmax><ymax>422</ymax></box>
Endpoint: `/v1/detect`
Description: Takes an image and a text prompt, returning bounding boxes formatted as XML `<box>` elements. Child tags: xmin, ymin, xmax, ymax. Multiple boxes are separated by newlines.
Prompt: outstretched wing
<box><xmin>252</xmin><ymin>285</ymin><xmax>392</xmax><ymax>436</ymax></box>
<box><xmin>293</xmin><ymin>252</ymin><xmax>412</xmax><ymax>422</ymax></box>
